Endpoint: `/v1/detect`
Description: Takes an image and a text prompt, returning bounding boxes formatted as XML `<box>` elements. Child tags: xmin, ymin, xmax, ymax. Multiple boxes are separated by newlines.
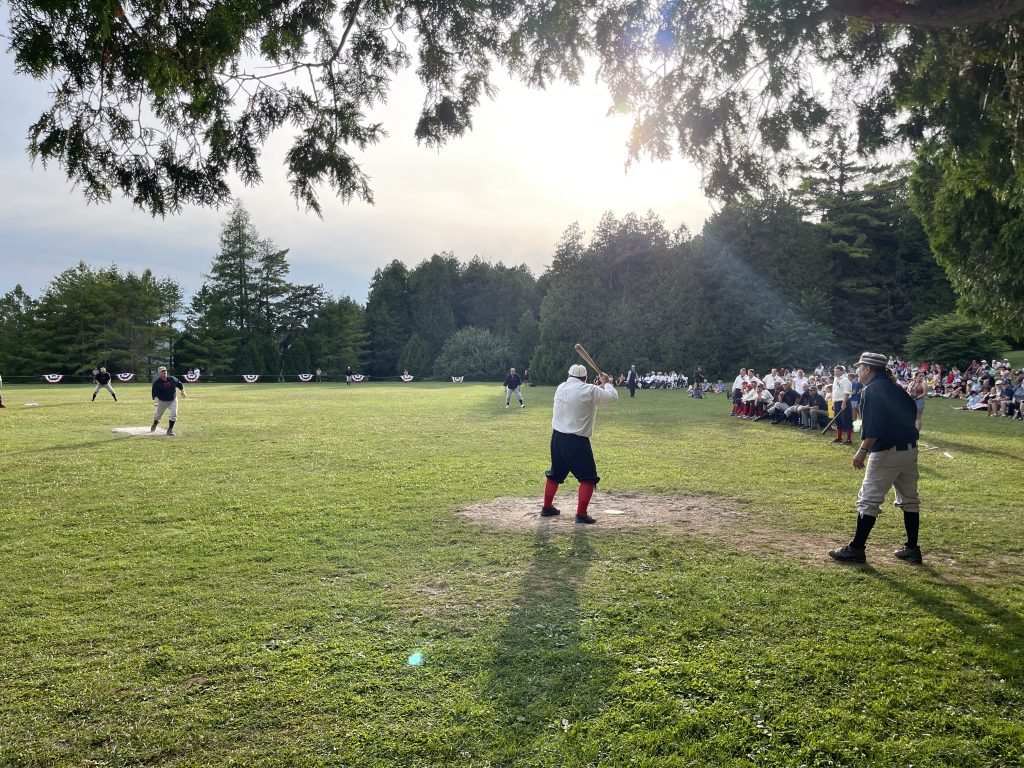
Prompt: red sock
<box><xmin>544</xmin><ymin>478</ymin><xmax>558</xmax><ymax>508</ymax></box>
<box><xmin>577</xmin><ymin>482</ymin><xmax>595</xmax><ymax>516</ymax></box>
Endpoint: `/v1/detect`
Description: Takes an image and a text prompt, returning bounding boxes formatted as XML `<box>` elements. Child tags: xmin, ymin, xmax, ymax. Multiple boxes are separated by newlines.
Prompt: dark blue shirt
<box><xmin>152</xmin><ymin>376</ymin><xmax>184</xmax><ymax>402</ymax></box>
<box><xmin>504</xmin><ymin>373</ymin><xmax>522</xmax><ymax>389</ymax></box>
<box><xmin>860</xmin><ymin>375</ymin><xmax>918</xmax><ymax>451</ymax></box>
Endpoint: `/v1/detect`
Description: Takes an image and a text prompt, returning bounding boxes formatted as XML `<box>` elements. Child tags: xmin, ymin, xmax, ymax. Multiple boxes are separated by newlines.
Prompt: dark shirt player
<box><xmin>151</xmin><ymin>366</ymin><xmax>186</xmax><ymax>436</ymax></box>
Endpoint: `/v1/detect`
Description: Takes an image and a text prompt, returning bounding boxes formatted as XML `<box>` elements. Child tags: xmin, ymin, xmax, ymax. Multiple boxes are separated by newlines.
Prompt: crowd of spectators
<box><xmin>728</xmin><ymin>357</ymin><xmax>1024</xmax><ymax>438</ymax></box>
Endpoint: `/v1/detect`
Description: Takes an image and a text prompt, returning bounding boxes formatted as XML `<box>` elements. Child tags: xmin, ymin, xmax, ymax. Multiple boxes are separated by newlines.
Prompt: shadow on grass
<box><xmin>920</xmin><ymin>434</ymin><xmax>1024</xmax><ymax>465</ymax></box>
<box><xmin>866</xmin><ymin>564</ymin><xmax>1024</xmax><ymax>684</ymax></box>
<box><xmin>483</xmin><ymin>526</ymin><xmax>618</xmax><ymax>757</ymax></box>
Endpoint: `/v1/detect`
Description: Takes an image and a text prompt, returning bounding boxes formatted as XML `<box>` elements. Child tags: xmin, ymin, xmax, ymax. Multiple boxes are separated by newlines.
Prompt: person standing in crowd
<box><xmin>848</xmin><ymin>371</ymin><xmax>862</xmax><ymax>422</ymax></box>
<box><xmin>504</xmin><ymin>367</ymin><xmax>525</xmax><ymax>408</ymax></box>
<box><xmin>626</xmin><ymin>365</ymin><xmax>640</xmax><ymax>398</ymax></box>
<box><xmin>830</xmin><ymin>365</ymin><xmax>854</xmax><ymax>444</ymax></box>
<box><xmin>829</xmin><ymin>352</ymin><xmax>922</xmax><ymax>564</ymax></box>
<box><xmin>151</xmin><ymin>366</ymin><xmax>186</xmax><ymax>436</ymax></box>
<box><xmin>907</xmin><ymin>369</ymin><xmax>928</xmax><ymax>431</ymax></box>
<box><xmin>91</xmin><ymin>366</ymin><xmax>118</xmax><ymax>402</ymax></box>
<box><xmin>541</xmin><ymin>364</ymin><xmax>618</xmax><ymax>524</ymax></box>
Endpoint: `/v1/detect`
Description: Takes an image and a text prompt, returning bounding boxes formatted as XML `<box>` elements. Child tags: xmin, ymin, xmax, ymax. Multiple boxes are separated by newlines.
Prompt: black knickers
<box><xmin>546</xmin><ymin>430</ymin><xmax>600</xmax><ymax>485</ymax></box>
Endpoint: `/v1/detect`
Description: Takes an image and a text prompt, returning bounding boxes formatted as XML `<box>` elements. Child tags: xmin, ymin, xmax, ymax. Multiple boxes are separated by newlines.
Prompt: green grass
<box><xmin>1005</xmin><ymin>349</ymin><xmax>1024</xmax><ymax>371</ymax></box>
<box><xmin>1</xmin><ymin>381</ymin><xmax>1022</xmax><ymax>767</ymax></box>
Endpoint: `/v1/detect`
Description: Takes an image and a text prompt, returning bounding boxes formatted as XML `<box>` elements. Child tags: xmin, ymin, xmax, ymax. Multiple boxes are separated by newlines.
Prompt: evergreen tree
<box><xmin>0</xmin><ymin>285</ymin><xmax>39</xmax><ymax>377</ymax></box>
<box><xmin>364</xmin><ymin>261</ymin><xmax>411</xmax><ymax>376</ymax></box>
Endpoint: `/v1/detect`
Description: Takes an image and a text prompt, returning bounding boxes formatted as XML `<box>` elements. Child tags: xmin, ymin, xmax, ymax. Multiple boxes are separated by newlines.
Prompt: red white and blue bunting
<box><xmin>451</xmin><ymin>376</ymin><xmax>464</xmax><ymax>383</ymax></box>
<box><xmin>400</xmin><ymin>374</ymin><xmax>414</xmax><ymax>382</ymax></box>
<box><xmin>183</xmin><ymin>371</ymin><xmax>201</xmax><ymax>383</ymax></box>
<box><xmin>43</xmin><ymin>374</ymin><xmax>64</xmax><ymax>384</ymax></box>
<box><xmin>350</xmin><ymin>374</ymin><xmax>366</xmax><ymax>382</ymax></box>
<box><xmin>116</xmin><ymin>373</ymin><xmax>135</xmax><ymax>382</ymax></box>
<box><xmin>242</xmin><ymin>374</ymin><xmax>260</xmax><ymax>383</ymax></box>
<box><xmin>297</xmin><ymin>373</ymin><xmax>314</xmax><ymax>382</ymax></box>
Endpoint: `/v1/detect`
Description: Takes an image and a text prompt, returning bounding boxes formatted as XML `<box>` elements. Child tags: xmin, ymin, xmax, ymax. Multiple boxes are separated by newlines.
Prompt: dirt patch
<box><xmin>457</xmin><ymin>491</ymin><xmax>746</xmax><ymax>534</ymax></box>
<box><xmin>455</xmin><ymin>492</ymin><xmax>1021</xmax><ymax>578</ymax></box>
<box><xmin>457</xmin><ymin>492</ymin><xmax>833</xmax><ymax>564</ymax></box>
<box><xmin>112</xmin><ymin>426</ymin><xmax>173</xmax><ymax>437</ymax></box>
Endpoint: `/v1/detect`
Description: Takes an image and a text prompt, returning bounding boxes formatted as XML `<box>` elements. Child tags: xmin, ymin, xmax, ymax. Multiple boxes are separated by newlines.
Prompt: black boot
<box><xmin>151</xmin><ymin>420</ymin><xmax>159</xmax><ymax>433</ymax></box>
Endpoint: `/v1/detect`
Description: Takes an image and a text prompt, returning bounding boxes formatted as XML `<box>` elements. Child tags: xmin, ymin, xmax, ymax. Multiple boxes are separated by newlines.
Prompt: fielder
<box><xmin>504</xmin><ymin>367</ymin><xmax>525</xmax><ymax>408</ymax></box>
<box><xmin>151</xmin><ymin>366</ymin><xmax>186</xmax><ymax>436</ymax></box>
<box><xmin>541</xmin><ymin>363</ymin><xmax>618</xmax><ymax>524</ymax></box>
<box><xmin>91</xmin><ymin>367</ymin><xmax>118</xmax><ymax>402</ymax></box>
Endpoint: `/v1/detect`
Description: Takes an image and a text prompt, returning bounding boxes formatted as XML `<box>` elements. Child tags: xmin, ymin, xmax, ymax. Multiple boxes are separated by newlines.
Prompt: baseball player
<box><xmin>151</xmin><ymin>366</ymin><xmax>186</xmax><ymax>436</ymax></box>
<box><xmin>541</xmin><ymin>363</ymin><xmax>618</xmax><ymax>524</ymax></box>
<box><xmin>91</xmin><ymin>366</ymin><xmax>118</xmax><ymax>401</ymax></box>
<box><xmin>504</xmin><ymin>367</ymin><xmax>525</xmax><ymax>408</ymax></box>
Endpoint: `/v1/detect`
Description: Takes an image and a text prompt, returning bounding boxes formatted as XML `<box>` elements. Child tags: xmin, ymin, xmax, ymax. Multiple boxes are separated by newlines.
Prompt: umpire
<box><xmin>829</xmin><ymin>352</ymin><xmax>922</xmax><ymax>564</ymax></box>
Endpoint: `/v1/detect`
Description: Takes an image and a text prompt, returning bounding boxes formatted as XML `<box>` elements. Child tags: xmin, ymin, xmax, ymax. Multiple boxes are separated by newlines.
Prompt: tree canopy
<box><xmin>9</xmin><ymin>0</ymin><xmax>1024</xmax><ymax>331</ymax></box>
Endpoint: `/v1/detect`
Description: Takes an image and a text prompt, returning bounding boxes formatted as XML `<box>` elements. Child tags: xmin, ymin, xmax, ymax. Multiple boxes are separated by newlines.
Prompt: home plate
<box><xmin>112</xmin><ymin>427</ymin><xmax>160</xmax><ymax>436</ymax></box>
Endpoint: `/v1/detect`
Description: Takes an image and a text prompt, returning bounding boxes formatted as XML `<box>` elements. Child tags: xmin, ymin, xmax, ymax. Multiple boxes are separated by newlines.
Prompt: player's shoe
<box><xmin>150</xmin><ymin>424</ymin><xmax>157</xmax><ymax>432</ymax></box>
<box><xmin>893</xmin><ymin>544</ymin><xmax>922</xmax><ymax>564</ymax></box>
<box><xmin>575</xmin><ymin>514</ymin><xmax>597</xmax><ymax>524</ymax></box>
<box><xmin>540</xmin><ymin>506</ymin><xmax>561</xmax><ymax>517</ymax></box>
<box><xmin>828</xmin><ymin>544</ymin><xmax>866</xmax><ymax>563</ymax></box>
<box><xmin>166</xmin><ymin>430</ymin><xmax>175</xmax><ymax>437</ymax></box>
<box><xmin>520</xmin><ymin>403</ymin><xmax>525</xmax><ymax>408</ymax></box>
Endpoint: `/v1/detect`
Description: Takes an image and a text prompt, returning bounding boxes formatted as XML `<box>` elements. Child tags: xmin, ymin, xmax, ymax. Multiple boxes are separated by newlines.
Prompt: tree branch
<box><xmin>821</xmin><ymin>0</ymin><xmax>1024</xmax><ymax>29</ymax></box>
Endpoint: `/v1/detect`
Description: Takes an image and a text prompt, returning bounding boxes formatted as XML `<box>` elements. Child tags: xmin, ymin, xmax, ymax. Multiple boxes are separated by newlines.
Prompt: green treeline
<box><xmin>1</xmin><ymin>173</ymin><xmax>956</xmax><ymax>382</ymax></box>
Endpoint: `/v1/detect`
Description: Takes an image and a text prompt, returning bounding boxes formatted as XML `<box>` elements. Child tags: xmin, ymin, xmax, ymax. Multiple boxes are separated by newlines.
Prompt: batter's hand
<box><xmin>853</xmin><ymin>451</ymin><xmax>866</xmax><ymax>470</ymax></box>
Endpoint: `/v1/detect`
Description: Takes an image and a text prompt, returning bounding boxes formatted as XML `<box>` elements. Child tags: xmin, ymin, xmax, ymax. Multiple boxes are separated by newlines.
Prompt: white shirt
<box><xmin>832</xmin><ymin>376</ymin><xmax>853</xmax><ymax>403</ymax></box>
<box><xmin>792</xmin><ymin>376</ymin><xmax>808</xmax><ymax>395</ymax></box>
<box><xmin>551</xmin><ymin>377</ymin><xmax>618</xmax><ymax>438</ymax></box>
<box><xmin>763</xmin><ymin>373</ymin><xmax>776</xmax><ymax>390</ymax></box>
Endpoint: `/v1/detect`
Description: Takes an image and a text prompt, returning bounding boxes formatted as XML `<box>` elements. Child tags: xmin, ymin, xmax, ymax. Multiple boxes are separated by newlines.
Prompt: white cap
<box><xmin>158</xmin><ymin>366</ymin><xmax>167</xmax><ymax>372</ymax></box>
<box><xmin>568</xmin><ymin>363</ymin><xmax>587</xmax><ymax>378</ymax></box>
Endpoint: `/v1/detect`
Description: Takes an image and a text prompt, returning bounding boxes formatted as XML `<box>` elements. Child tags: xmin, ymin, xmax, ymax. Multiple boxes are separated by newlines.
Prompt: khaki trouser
<box><xmin>153</xmin><ymin>399</ymin><xmax>178</xmax><ymax>422</ymax></box>
<box><xmin>857</xmin><ymin>447</ymin><xmax>920</xmax><ymax>518</ymax></box>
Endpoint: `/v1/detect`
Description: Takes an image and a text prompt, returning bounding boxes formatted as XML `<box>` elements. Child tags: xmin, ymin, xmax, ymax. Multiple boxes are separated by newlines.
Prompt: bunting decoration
<box><xmin>242</xmin><ymin>374</ymin><xmax>260</xmax><ymax>383</ymax></box>
<box><xmin>350</xmin><ymin>374</ymin><xmax>366</xmax><ymax>382</ymax></box>
<box><xmin>43</xmin><ymin>374</ymin><xmax>64</xmax><ymax>384</ymax></box>
<box><xmin>116</xmin><ymin>373</ymin><xmax>135</xmax><ymax>382</ymax></box>
<box><xmin>297</xmin><ymin>373</ymin><xmax>315</xmax><ymax>382</ymax></box>
<box><xmin>451</xmin><ymin>376</ymin><xmax>464</xmax><ymax>383</ymax></box>
<box><xmin>183</xmin><ymin>371</ymin><xmax>201</xmax><ymax>383</ymax></box>
<box><xmin>400</xmin><ymin>374</ymin><xmax>414</xmax><ymax>382</ymax></box>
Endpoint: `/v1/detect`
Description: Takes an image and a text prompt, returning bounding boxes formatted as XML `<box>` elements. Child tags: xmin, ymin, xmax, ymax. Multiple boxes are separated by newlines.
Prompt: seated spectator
<box><xmin>991</xmin><ymin>380</ymin><xmax>1015</xmax><ymax>416</ymax></box>
<box><xmin>764</xmin><ymin>382</ymin><xmax>798</xmax><ymax>423</ymax></box>
<box><xmin>1008</xmin><ymin>378</ymin><xmax>1024</xmax><ymax>419</ymax></box>
<box><xmin>796</xmin><ymin>385</ymin><xmax>829</xmax><ymax>429</ymax></box>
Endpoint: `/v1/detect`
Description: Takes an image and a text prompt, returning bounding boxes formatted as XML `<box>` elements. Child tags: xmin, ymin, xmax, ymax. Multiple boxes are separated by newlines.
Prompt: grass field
<box><xmin>1</xmin><ymin>381</ymin><xmax>1022</xmax><ymax>767</ymax></box>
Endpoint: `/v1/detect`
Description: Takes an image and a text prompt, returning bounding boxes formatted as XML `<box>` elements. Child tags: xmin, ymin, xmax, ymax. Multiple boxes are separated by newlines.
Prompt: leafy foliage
<box><xmin>904</xmin><ymin>314</ymin><xmax>1010</xmax><ymax>369</ymax></box>
<box><xmin>432</xmin><ymin>326</ymin><xmax>514</xmax><ymax>380</ymax></box>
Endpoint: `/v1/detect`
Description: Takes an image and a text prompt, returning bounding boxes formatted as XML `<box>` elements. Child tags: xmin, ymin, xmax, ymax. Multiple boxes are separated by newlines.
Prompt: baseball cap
<box><xmin>568</xmin><ymin>363</ymin><xmax>587</xmax><ymax>378</ymax></box>
<box><xmin>158</xmin><ymin>366</ymin><xmax>167</xmax><ymax>372</ymax></box>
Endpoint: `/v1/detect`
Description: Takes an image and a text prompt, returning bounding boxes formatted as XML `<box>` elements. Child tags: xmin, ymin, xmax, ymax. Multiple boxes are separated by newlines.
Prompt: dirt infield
<box><xmin>456</xmin><ymin>492</ymin><xmax>839</xmax><ymax>563</ymax></box>
<box><xmin>112</xmin><ymin>426</ymin><xmax>171</xmax><ymax>436</ymax></box>
<box><xmin>456</xmin><ymin>491</ymin><xmax>745</xmax><ymax>534</ymax></box>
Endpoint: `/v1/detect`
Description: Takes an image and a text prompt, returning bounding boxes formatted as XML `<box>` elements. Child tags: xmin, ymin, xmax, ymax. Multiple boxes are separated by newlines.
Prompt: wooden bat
<box><xmin>574</xmin><ymin>343</ymin><xmax>604</xmax><ymax>378</ymax></box>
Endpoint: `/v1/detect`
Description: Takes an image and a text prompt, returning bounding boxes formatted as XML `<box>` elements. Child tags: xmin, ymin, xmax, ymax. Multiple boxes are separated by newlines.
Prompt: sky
<box><xmin>0</xmin><ymin>38</ymin><xmax>714</xmax><ymax>305</ymax></box>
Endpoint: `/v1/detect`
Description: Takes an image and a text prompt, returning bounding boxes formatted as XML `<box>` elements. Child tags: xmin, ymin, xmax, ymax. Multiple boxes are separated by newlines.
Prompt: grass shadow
<box><xmin>865</xmin><ymin>564</ymin><xmax>1024</xmax><ymax>684</ymax></box>
<box><xmin>482</xmin><ymin>526</ymin><xmax>618</xmax><ymax>757</ymax></box>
